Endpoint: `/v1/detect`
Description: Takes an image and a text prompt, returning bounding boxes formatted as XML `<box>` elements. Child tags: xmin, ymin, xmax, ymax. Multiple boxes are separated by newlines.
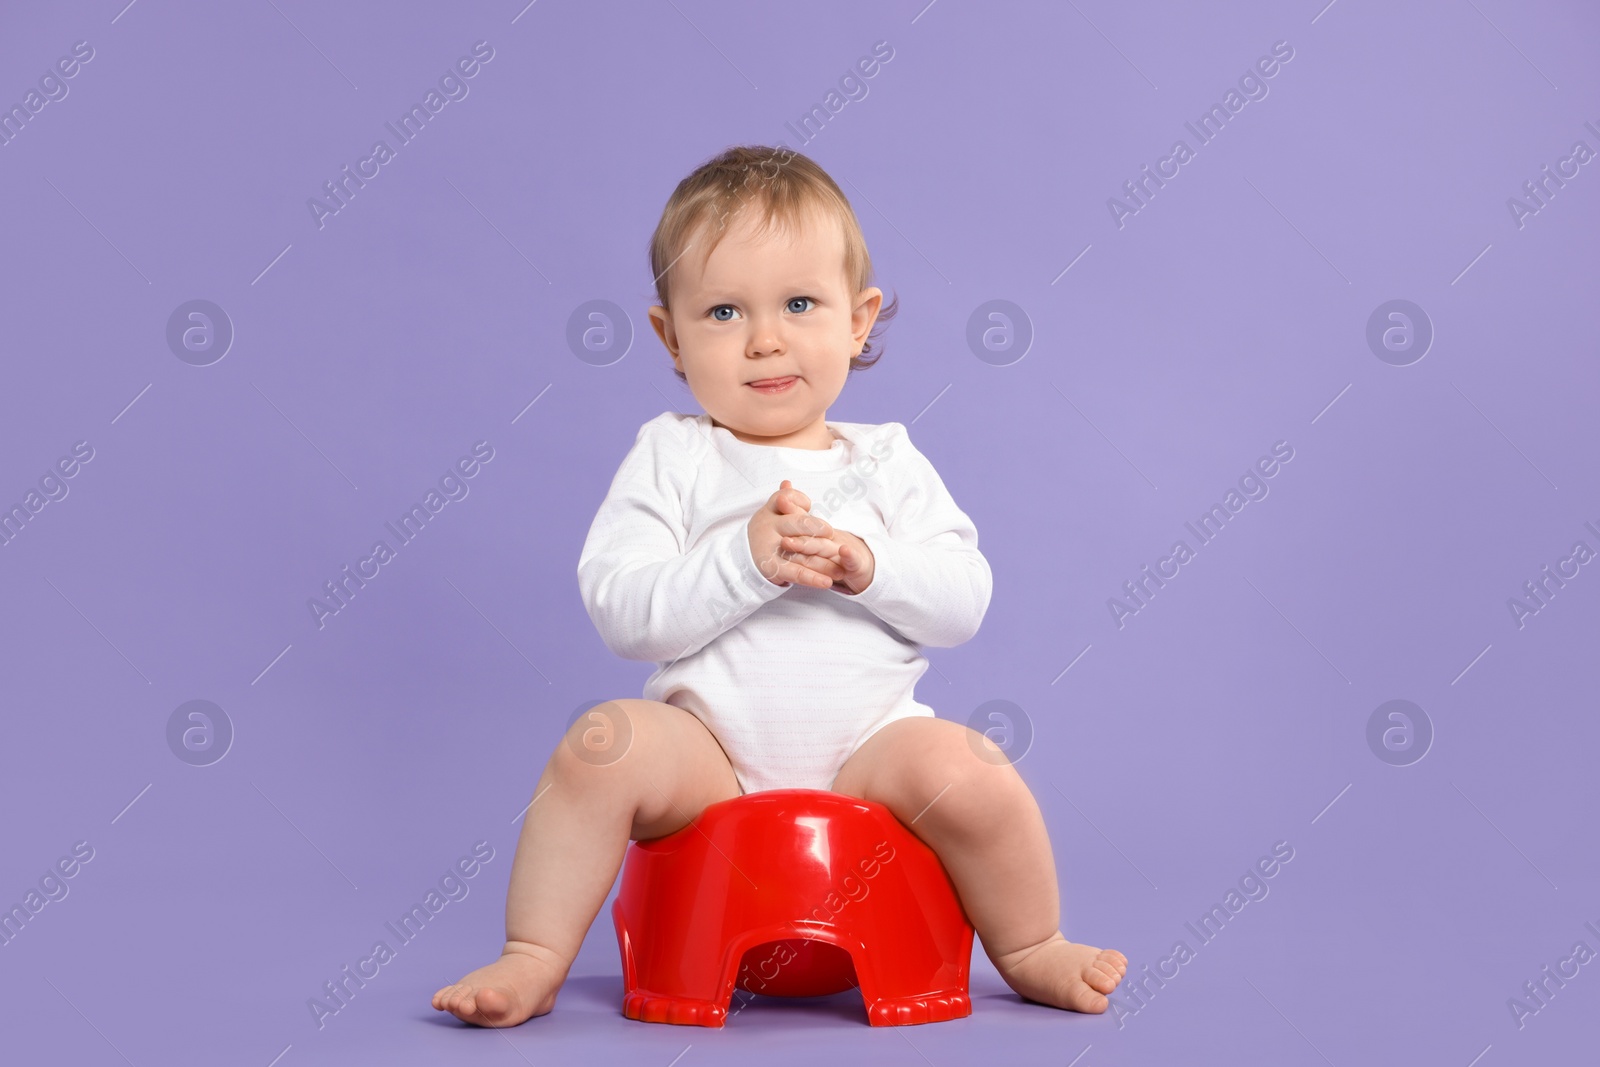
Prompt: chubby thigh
<box><xmin>830</xmin><ymin>715</ymin><xmax>1026</xmax><ymax>830</ymax></box>
<box><xmin>560</xmin><ymin>698</ymin><xmax>742</xmax><ymax>841</ymax></box>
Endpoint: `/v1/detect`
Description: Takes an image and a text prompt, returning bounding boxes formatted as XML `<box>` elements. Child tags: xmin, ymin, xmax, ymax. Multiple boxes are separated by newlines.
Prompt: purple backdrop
<box><xmin>2</xmin><ymin>1</ymin><xmax>1597</xmax><ymax>1064</ymax></box>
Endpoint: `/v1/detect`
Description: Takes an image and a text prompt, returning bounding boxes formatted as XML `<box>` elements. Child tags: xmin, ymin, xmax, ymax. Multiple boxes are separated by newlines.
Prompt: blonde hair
<box><xmin>648</xmin><ymin>145</ymin><xmax>898</xmax><ymax>383</ymax></box>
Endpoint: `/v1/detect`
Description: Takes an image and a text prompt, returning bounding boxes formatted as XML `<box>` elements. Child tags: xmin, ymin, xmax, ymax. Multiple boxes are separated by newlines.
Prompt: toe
<box><xmin>475</xmin><ymin>986</ymin><xmax>513</xmax><ymax>1024</ymax></box>
<box><xmin>1064</xmin><ymin>978</ymin><xmax>1110</xmax><ymax>1014</ymax></box>
<box><xmin>1086</xmin><ymin>960</ymin><xmax>1122</xmax><ymax>993</ymax></box>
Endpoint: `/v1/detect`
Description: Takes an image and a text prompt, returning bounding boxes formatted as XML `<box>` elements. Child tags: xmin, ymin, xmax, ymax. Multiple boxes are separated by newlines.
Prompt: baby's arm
<box><xmin>577</xmin><ymin>421</ymin><xmax>787</xmax><ymax>663</ymax></box>
<box><xmin>828</xmin><ymin>424</ymin><xmax>992</xmax><ymax>648</ymax></box>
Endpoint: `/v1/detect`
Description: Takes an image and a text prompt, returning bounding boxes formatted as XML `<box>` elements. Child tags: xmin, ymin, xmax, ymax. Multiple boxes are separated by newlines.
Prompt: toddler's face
<box><xmin>649</xmin><ymin>204</ymin><xmax>881</xmax><ymax>449</ymax></box>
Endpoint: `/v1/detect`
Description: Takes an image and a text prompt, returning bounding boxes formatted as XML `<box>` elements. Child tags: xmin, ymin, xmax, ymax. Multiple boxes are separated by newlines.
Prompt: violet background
<box><xmin>2</xmin><ymin>1</ymin><xmax>1597</xmax><ymax>1064</ymax></box>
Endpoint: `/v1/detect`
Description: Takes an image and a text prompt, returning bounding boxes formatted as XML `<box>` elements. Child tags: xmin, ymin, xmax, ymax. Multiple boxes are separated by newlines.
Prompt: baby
<box><xmin>432</xmin><ymin>145</ymin><xmax>1127</xmax><ymax>1026</ymax></box>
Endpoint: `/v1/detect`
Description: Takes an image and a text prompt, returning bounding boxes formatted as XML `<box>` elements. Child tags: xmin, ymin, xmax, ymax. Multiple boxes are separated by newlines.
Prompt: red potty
<box><xmin>612</xmin><ymin>788</ymin><xmax>974</xmax><ymax>1027</ymax></box>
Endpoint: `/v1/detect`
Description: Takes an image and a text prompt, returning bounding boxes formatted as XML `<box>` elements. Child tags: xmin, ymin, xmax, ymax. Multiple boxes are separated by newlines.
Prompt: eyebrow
<box><xmin>696</xmin><ymin>277</ymin><xmax>837</xmax><ymax>296</ymax></box>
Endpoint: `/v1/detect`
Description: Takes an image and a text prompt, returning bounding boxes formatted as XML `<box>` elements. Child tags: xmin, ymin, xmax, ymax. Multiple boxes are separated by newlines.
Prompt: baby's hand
<box><xmin>747</xmin><ymin>480</ymin><xmax>837</xmax><ymax>589</ymax></box>
<box><xmin>780</xmin><ymin>525</ymin><xmax>876</xmax><ymax>595</ymax></box>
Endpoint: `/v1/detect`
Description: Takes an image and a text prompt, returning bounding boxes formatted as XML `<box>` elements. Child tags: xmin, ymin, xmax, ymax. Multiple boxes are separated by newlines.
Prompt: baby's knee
<box><xmin>547</xmin><ymin>699</ymin><xmax>641</xmax><ymax>785</ymax></box>
<box><xmin>904</xmin><ymin>726</ymin><xmax>1028</xmax><ymax>821</ymax></box>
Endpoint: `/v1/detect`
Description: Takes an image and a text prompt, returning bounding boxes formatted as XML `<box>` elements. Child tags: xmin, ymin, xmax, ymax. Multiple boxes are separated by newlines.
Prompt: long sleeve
<box><xmin>577</xmin><ymin>419</ymin><xmax>787</xmax><ymax>663</ymax></box>
<box><xmin>835</xmin><ymin>423</ymin><xmax>993</xmax><ymax>648</ymax></box>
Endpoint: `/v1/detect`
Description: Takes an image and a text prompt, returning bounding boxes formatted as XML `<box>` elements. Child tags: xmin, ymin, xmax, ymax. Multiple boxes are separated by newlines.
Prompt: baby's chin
<box><xmin>716</xmin><ymin>413</ymin><xmax>835</xmax><ymax>444</ymax></box>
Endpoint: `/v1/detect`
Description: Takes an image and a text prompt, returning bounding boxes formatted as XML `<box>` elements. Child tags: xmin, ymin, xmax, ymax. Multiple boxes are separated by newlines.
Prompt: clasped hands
<box><xmin>747</xmin><ymin>479</ymin><xmax>875</xmax><ymax>594</ymax></box>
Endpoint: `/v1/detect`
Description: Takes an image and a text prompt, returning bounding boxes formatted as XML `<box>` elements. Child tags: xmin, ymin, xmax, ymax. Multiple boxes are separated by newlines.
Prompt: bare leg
<box><xmin>432</xmin><ymin>699</ymin><xmax>741</xmax><ymax>1026</ymax></box>
<box><xmin>830</xmin><ymin>716</ymin><xmax>1128</xmax><ymax>1012</ymax></box>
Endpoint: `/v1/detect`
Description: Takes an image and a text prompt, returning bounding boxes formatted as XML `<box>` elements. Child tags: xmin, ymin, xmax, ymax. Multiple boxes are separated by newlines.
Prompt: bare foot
<box><xmin>992</xmin><ymin>932</ymin><xmax>1128</xmax><ymax>1013</ymax></box>
<box><xmin>432</xmin><ymin>942</ymin><xmax>569</xmax><ymax>1027</ymax></box>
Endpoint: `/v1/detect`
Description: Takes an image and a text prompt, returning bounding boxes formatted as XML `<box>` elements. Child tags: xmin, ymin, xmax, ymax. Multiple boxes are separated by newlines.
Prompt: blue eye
<box><xmin>787</xmin><ymin>297</ymin><xmax>814</xmax><ymax>314</ymax></box>
<box><xmin>710</xmin><ymin>305</ymin><xmax>738</xmax><ymax>321</ymax></box>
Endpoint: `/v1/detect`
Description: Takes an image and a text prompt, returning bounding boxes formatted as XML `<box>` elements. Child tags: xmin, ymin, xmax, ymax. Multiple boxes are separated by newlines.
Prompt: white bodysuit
<box><xmin>576</xmin><ymin>412</ymin><xmax>992</xmax><ymax>794</ymax></box>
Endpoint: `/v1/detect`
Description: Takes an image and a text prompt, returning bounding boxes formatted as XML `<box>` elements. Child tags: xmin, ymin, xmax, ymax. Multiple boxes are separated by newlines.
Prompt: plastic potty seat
<box><xmin>612</xmin><ymin>788</ymin><xmax>974</xmax><ymax>1027</ymax></box>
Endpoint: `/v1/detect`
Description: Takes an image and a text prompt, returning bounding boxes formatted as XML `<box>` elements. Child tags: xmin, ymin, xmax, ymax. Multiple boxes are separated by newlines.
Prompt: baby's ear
<box><xmin>647</xmin><ymin>305</ymin><xmax>680</xmax><ymax>356</ymax></box>
<box><xmin>851</xmin><ymin>287</ymin><xmax>883</xmax><ymax>340</ymax></box>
